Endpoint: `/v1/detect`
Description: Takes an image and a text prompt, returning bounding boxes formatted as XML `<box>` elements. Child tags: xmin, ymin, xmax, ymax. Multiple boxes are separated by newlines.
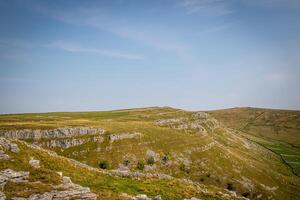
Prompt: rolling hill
<box><xmin>0</xmin><ymin>107</ymin><xmax>299</xmax><ymax>200</ymax></box>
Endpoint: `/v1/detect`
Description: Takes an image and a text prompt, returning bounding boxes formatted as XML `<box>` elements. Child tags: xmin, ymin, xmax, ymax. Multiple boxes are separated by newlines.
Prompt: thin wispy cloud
<box><xmin>48</xmin><ymin>41</ymin><xmax>144</xmax><ymax>60</ymax></box>
<box><xmin>30</xmin><ymin>2</ymin><xmax>189</xmax><ymax>55</ymax></box>
<box><xmin>178</xmin><ymin>0</ymin><xmax>232</xmax><ymax>16</ymax></box>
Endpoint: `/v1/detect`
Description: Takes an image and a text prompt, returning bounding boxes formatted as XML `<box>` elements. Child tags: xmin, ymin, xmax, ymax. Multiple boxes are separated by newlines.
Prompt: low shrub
<box><xmin>137</xmin><ymin>160</ymin><xmax>145</xmax><ymax>170</ymax></box>
<box><xmin>147</xmin><ymin>157</ymin><xmax>155</xmax><ymax>165</ymax></box>
<box><xmin>99</xmin><ymin>160</ymin><xmax>110</xmax><ymax>169</ymax></box>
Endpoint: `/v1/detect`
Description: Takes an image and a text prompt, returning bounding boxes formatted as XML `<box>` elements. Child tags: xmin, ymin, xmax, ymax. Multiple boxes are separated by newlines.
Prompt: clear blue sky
<box><xmin>0</xmin><ymin>0</ymin><xmax>300</xmax><ymax>113</ymax></box>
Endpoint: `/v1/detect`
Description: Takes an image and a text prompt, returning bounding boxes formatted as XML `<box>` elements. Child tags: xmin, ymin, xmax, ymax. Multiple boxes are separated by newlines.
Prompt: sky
<box><xmin>0</xmin><ymin>0</ymin><xmax>300</xmax><ymax>113</ymax></box>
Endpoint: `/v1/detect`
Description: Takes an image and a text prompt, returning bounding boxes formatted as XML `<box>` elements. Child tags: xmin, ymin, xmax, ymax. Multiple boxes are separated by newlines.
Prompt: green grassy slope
<box><xmin>208</xmin><ymin>107</ymin><xmax>300</xmax><ymax>146</ymax></box>
<box><xmin>1</xmin><ymin>107</ymin><xmax>300</xmax><ymax>199</ymax></box>
<box><xmin>209</xmin><ymin>107</ymin><xmax>300</xmax><ymax>178</ymax></box>
<box><xmin>1</xmin><ymin>138</ymin><xmax>234</xmax><ymax>200</ymax></box>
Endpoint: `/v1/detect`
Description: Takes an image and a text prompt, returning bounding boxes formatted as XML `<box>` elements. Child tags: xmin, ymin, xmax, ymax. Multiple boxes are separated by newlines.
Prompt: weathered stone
<box><xmin>111</xmin><ymin>170</ymin><xmax>172</xmax><ymax>180</ymax></box>
<box><xmin>0</xmin><ymin>169</ymin><xmax>29</xmax><ymax>189</ymax></box>
<box><xmin>0</xmin><ymin>137</ymin><xmax>20</xmax><ymax>153</ymax></box>
<box><xmin>0</xmin><ymin>191</ymin><xmax>6</xmax><ymax>200</ymax></box>
<box><xmin>192</xmin><ymin>112</ymin><xmax>208</xmax><ymax>118</ymax></box>
<box><xmin>146</xmin><ymin>150</ymin><xmax>159</xmax><ymax>162</ymax></box>
<box><xmin>0</xmin><ymin>127</ymin><xmax>105</xmax><ymax>140</ymax></box>
<box><xmin>109</xmin><ymin>132</ymin><xmax>141</xmax><ymax>142</ymax></box>
<box><xmin>155</xmin><ymin>118</ymin><xmax>185</xmax><ymax>126</ymax></box>
<box><xmin>12</xmin><ymin>175</ymin><xmax>97</xmax><ymax>200</ymax></box>
<box><xmin>154</xmin><ymin>195</ymin><xmax>162</xmax><ymax>200</ymax></box>
<box><xmin>184</xmin><ymin>197</ymin><xmax>201</xmax><ymax>200</ymax></box>
<box><xmin>135</xmin><ymin>194</ymin><xmax>151</xmax><ymax>200</ymax></box>
<box><xmin>35</xmin><ymin>135</ymin><xmax>104</xmax><ymax>149</ymax></box>
<box><xmin>0</xmin><ymin>150</ymin><xmax>9</xmax><ymax>160</ymax></box>
<box><xmin>29</xmin><ymin>158</ymin><xmax>40</xmax><ymax>168</ymax></box>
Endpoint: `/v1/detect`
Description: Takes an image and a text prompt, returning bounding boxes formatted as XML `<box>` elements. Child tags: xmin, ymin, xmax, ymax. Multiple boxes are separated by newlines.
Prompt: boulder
<box><xmin>29</xmin><ymin>158</ymin><xmax>40</xmax><ymax>168</ymax></box>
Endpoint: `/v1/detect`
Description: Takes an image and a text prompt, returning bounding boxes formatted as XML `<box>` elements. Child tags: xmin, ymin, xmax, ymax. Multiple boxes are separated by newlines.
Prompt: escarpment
<box><xmin>0</xmin><ymin>127</ymin><xmax>105</xmax><ymax>149</ymax></box>
<box><xmin>0</xmin><ymin>127</ymin><xmax>104</xmax><ymax>139</ymax></box>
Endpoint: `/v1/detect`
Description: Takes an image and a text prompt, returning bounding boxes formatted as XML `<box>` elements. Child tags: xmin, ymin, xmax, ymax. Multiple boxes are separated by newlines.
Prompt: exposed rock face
<box><xmin>0</xmin><ymin>137</ymin><xmax>20</xmax><ymax>153</ymax></box>
<box><xmin>121</xmin><ymin>193</ymin><xmax>153</xmax><ymax>200</ymax></box>
<box><xmin>0</xmin><ymin>127</ymin><xmax>105</xmax><ymax>140</ymax></box>
<box><xmin>153</xmin><ymin>195</ymin><xmax>162</xmax><ymax>200</ymax></box>
<box><xmin>0</xmin><ymin>150</ymin><xmax>9</xmax><ymax>160</ymax></box>
<box><xmin>2</xmin><ymin>171</ymin><xmax>97</xmax><ymax>200</ymax></box>
<box><xmin>109</xmin><ymin>132</ymin><xmax>141</xmax><ymax>142</ymax></box>
<box><xmin>184</xmin><ymin>197</ymin><xmax>200</xmax><ymax>200</ymax></box>
<box><xmin>192</xmin><ymin>112</ymin><xmax>208</xmax><ymax>118</ymax></box>
<box><xmin>154</xmin><ymin>112</ymin><xmax>220</xmax><ymax>134</ymax></box>
<box><xmin>155</xmin><ymin>118</ymin><xmax>185</xmax><ymax>126</ymax></box>
<box><xmin>111</xmin><ymin>170</ymin><xmax>172</xmax><ymax>179</ymax></box>
<box><xmin>36</xmin><ymin>135</ymin><xmax>104</xmax><ymax>149</ymax></box>
<box><xmin>0</xmin><ymin>191</ymin><xmax>5</xmax><ymax>200</ymax></box>
<box><xmin>135</xmin><ymin>194</ymin><xmax>151</xmax><ymax>200</ymax></box>
<box><xmin>29</xmin><ymin>158</ymin><xmax>40</xmax><ymax>168</ymax></box>
<box><xmin>11</xmin><ymin>176</ymin><xmax>97</xmax><ymax>200</ymax></box>
<box><xmin>0</xmin><ymin>169</ymin><xmax>29</xmax><ymax>189</ymax></box>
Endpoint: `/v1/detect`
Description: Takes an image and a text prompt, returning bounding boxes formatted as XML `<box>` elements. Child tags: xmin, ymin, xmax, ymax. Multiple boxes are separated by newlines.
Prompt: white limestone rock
<box><xmin>29</xmin><ymin>158</ymin><xmax>40</xmax><ymax>168</ymax></box>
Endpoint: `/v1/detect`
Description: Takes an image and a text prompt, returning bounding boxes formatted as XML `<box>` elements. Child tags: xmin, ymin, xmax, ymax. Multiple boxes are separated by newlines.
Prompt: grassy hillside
<box><xmin>209</xmin><ymin>107</ymin><xmax>300</xmax><ymax>177</ymax></box>
<box><xmin>1</xmin><ymin>107</ymin><xmax>300</xmax><ymax>199</ymax></box>
<box><xmin>1</xmin><ymin>138</ymin><xmax>235</xmax><ymax>200</ymax></box>
<box><xmin>208</xmin><ymin>107</ymin><xmax>300</xmax><ymax>146</ymax></box>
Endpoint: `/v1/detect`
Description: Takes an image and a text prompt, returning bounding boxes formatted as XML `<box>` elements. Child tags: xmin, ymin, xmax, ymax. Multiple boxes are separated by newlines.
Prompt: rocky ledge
<box><xmin>34</xmin><ymin>135</ymin><xmax>104</xmax><ymax>149</ymax></box>
<box><xmin>0</xmin><ymin>169</ymin><xmax>97</xmax><ymax>200</ymax></box>
<box><xmin>108</xmin><ymin>132</ymin><xmax>141</xmax><ymax>143</ymax></box>
<box><xmin>0</xmin><ymin>127</ymin><xmax>105</xmax><ymax>140</ymax></box>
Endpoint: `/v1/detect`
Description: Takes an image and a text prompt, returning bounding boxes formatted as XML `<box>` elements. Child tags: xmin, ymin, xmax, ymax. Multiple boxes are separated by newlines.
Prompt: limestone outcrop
<box><xmin>35</xmin><ymin>135</ymin><xmax>104</xmax><ymax>149</ymax></box>
<box><xmin>0</xmin><ymin>169</ymin><xmax>29</xmax><ymax>189</ymax></box>
<box><xmin>109</xmin><ymin>132</ymin><xmax>141</xmax><ymax>142</ymax></box>
<box><xmin>0</xmin><ymin>127</ymin><xmax>105</xmax><ymax>140</ymax></box>
<box><xmin>29</xmin><ymin>158</ymin><xmax>40</xmax><ymax>168</ymax></box>
<box><xmin>0</xmin><ymin>169</ymin><xmax>97</xmax><ymax>200</ymax></box>
<box><xmin>0</xmin><ymin>137</ymin><xmax>20</xmax><ymax>153</ymax></box>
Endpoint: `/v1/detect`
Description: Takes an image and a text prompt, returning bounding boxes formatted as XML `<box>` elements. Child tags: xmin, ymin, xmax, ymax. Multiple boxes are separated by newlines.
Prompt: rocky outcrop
<box><xmin>36</xmin><ymin>135</ymin><xmax>104</xmax><ymax>149</ymax></box>
<box><xmin>9</xmin><ymin>176</ymin><xmax>97</xmax><ymax>200</ymax></box>
<box><xmin>0</xmin><ymin>150</ymin><xmax>9</xmax><ymax>160</ymax></box>
<box><xmin>121</xmin><ymin>193</ymin><xmax>156</xmax><ymax>200</ymax></box>
<box><xmin>29</xmin><ymin>158</ymin><xmax>40</xmax><ymax>168</ymax></box>
<box><xmin>0</xmin><ymin>127</ymin><xmax>105</xmax><ymax>140</ymax></box>
<box><xmin>48</xmin><ymin>176</ymin><xmax>97</xmax><ymax>200</ymax></box>
<box><xmin>0</xmin><ymin>191</ymin><xmax>5</xmax><ymax>200</ymax></box>
<box><xmin>109</xmin><ymin>132</ymin><xmax>141</xmax><ymax>142</ymax></box>
<box><xmin>154</xmin><ymin>112</ymin><xmax>220</xmax><ymax>134</ymax></box>
<box><xmin>184</xmin><ymin>197</ymin><xmax>200</xmax><ymax>200</ymax></box>
<box><xmin>0</xmin><ymin>137</ymin><xmax>20</xmax><ymax>153</ymax></box>
<box><xmin>111</xmin><ymin>170</ymin><xmax>172</xmax><ymax>179</ymax></box>
<box><xmin>155</xmin><ymin>118</ymin><xmax>186</xmax><ymax>126</ymax></box>
<box><xmin>0</xmin><ymin>168</ymin><xmax>97</xmax><ymax>200</ymax></box>
<box><xmin>0</xmin><ymin>169</ymin><xmax>29</xmax><ymax>189</ymax></box>
<box><xmin>192</xmin><ymin>112</ymin><xmax>209</xmax><ymax>118</ymax></box>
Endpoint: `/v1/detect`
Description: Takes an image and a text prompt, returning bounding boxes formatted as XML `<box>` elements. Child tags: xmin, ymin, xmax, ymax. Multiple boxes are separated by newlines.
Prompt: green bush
<box><xmin>147</xmin><ymin>157</ymin><xmax>155</xmax><ymax>165</ymax></box>
<box><xmin>137</xmin><ymin>160</ymin><xmax>145</xmax><ymax>170</ymax></box>
<box><xmin>99</xmin><ymin>160</ymin><xmax>110</xmax><ymax>169</ymax></box>
<box><xmin>123</xmin><ymin>160</ymin><xmax>130</xmax><ymax>166</ymax></box>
